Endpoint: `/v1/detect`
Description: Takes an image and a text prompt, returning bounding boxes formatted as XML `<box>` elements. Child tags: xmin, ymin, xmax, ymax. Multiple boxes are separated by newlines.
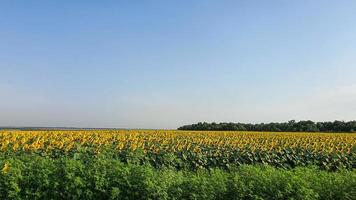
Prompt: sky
<box><xmin>1</xmin><ymin>1</ymin><xmax>356</xmax><ymax>129</ymax></box>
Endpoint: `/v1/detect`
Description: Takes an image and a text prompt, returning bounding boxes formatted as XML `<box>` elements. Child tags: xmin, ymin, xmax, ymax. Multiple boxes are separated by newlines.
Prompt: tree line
<box><xmin>178</xmin><ymin>120</ymin><xmax>356</xmax><ymax>132</ymax></box>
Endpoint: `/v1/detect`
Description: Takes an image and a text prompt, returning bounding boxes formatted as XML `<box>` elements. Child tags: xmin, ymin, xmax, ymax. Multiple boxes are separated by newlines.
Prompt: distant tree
<box><xmin>177</xmin><ymin>120</ymin><xmax>356</xmax><ymax>132</ymax></box>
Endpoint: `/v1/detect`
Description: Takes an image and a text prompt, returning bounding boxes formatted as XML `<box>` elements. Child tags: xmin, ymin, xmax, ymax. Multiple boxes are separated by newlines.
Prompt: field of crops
<box><xmin>1</xmin><ymin>130</ymin><xmax>355</xmax><ymax>199</ymax></box>
<box><xmin>1</xmin><ymin>130</ymin><xmax>355</xmax><ymax>170</ymax></box>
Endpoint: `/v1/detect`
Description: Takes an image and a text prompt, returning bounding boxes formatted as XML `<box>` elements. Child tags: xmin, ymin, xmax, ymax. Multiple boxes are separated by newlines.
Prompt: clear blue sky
<box><xmin>1</xmin><ymin>1</ymin><xmax>356</xmax><ymax>128</ymax></box>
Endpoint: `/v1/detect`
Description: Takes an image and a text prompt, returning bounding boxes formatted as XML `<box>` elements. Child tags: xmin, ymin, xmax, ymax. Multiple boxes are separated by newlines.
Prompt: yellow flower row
<box><xmin>0</xmin><ymin>130</ymin><xmax>355</xmax><ymax>154</ymax></box>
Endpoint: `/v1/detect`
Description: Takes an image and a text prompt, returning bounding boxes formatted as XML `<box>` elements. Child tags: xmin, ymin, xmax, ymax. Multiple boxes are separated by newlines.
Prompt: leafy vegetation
<box><xmin>1</xmin><ymin>130</ymin><xmax>355</xmax><ymax>199</ymax></box>
<box><xmin>1</xmin><ymin>153</ymin><xmax>355</xmax><ymax>200</ymax></box>
<box><xmin>178</xmin><ymin>120</ymin><xmax>356</xmax><ymax>132</ymax></box>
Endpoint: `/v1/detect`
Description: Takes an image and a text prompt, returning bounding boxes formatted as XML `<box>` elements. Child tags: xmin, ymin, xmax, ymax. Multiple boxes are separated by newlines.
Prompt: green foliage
<box><xmin>46</xmin><ymin>147</ymin><xmax>356</xmax><ymax>171</ymax></box>
<box><xmin>178</xmin><ymin>120</ymin><xmax>356</xmax><ymax>132</ymax></box>
<box><xmin>226</xmin><ymin>166</ymin><xmax>318</xmax><ymax>200</ymax></box>
<box><xmin>0</xmin><ymin>154</ymin><xmax>355</xmax><ymax>200</ymax></box>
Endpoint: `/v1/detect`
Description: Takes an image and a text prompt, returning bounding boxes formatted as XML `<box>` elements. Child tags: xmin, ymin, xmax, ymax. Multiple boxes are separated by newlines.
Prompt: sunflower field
<box><xmin>1</xmin><ymin>130</ymin><xmax>355</xmax><ymax>170</ymax></box>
